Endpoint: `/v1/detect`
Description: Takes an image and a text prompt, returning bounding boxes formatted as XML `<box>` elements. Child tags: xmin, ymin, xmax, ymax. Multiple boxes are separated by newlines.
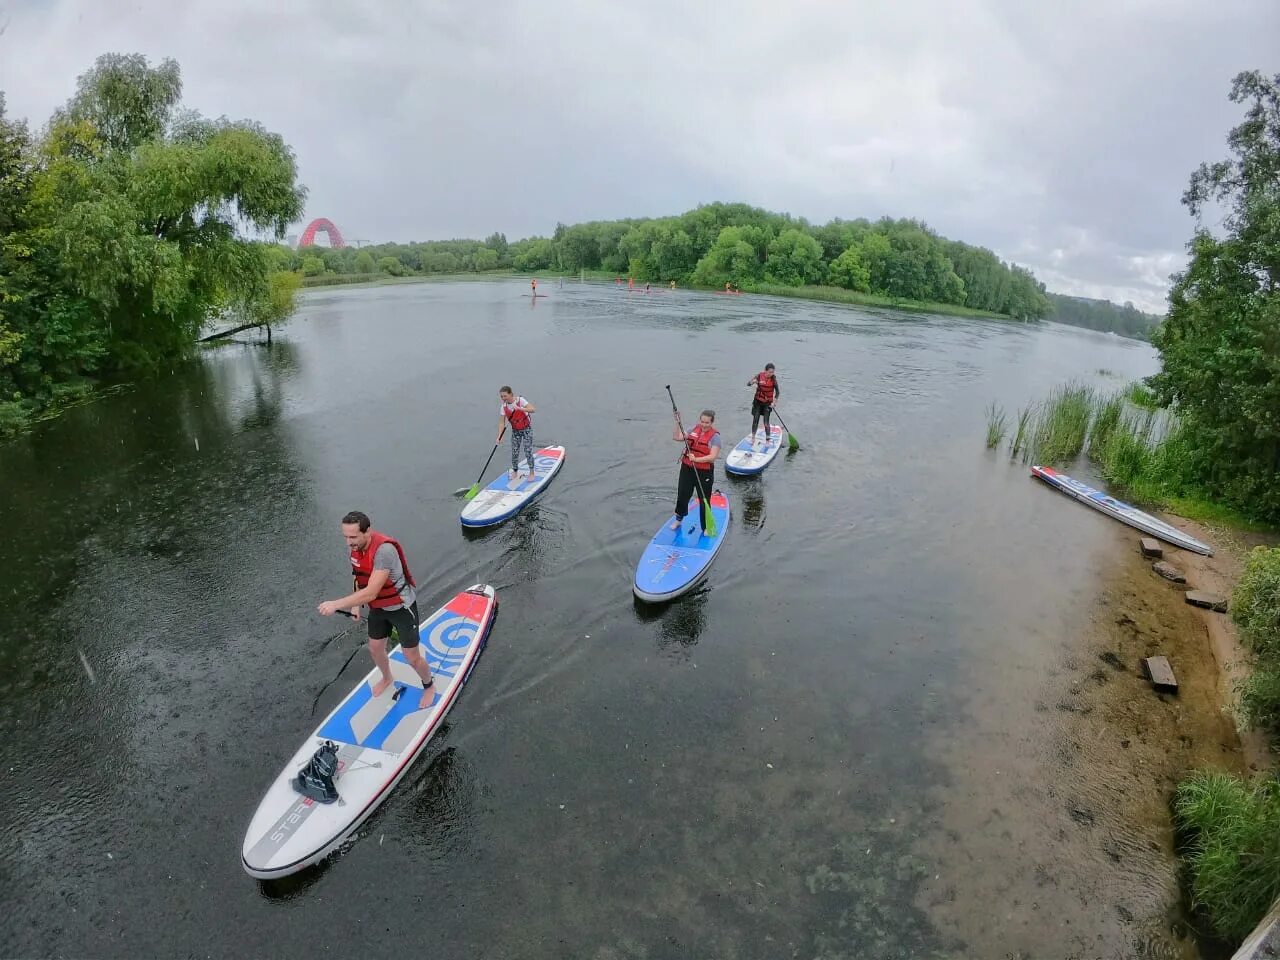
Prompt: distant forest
<box><xmin>1045</xmin><ymin>293</ymin><xmax>1163</xmax><ymax>340</ymax></box>
<box><xmin>278</xmin><ymin>202</ymin><xmax>1054</xmax><ymax>320</ymax></box>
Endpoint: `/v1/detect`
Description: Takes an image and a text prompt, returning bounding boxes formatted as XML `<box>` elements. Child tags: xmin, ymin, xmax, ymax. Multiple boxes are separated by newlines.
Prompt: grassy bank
<box><xmin>743</xmin><ymin>282</ymin><xmax>1014</xmax><ymax>320</ymax></box>
<box><xmin>1173</xmin><ymin>545</ymin><xmax>1280</xmax><ymax>945</ymax></box>
<box><xmin>988</xmin><ymin>382</ymin><xmax>1280</xmax><ymax>946</ymax></box>
<box><xmin>985</xmin><ymin>380</ymin><xmax>1271</xmax><ymax>531</ymax></box>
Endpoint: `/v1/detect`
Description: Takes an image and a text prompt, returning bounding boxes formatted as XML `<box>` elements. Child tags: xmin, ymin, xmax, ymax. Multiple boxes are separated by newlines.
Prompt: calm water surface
<box><xmin>3</xmin><ymin>280</ymin><xmax>1191</xmax><ymax>958</ymax></box>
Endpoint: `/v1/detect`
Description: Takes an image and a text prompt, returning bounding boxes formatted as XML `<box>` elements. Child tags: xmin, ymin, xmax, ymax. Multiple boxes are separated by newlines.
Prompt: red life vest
<box><xmin>503</xmin><ymin>400</ymin><xmax>531</xmax><ymax>431</ymax></box>
<box><xmin>681</xmin><ymin>423</ymin><xmax>718</xmax><ymax>472</ymax></box>
<box><xmin>754</xmin><ymin>371</ymin><xmax>777</xmax><ymax>404</ymax></box>
<box><xmin>349</xmin><ymin>530</ymin><xmax>416</xmax><ymax>609</ymax></box>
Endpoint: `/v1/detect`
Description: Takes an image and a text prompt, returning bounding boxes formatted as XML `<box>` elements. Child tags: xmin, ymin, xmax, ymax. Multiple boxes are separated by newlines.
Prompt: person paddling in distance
<box><xmin>670</xmin><ymin>408</ymin><xmax>721</xmax><ymax>533</ymax></box>
<box><xmin>530</xmin><ymin>277</ymin><xmax>537</xmax><ymax>297</ymax></box>
<box><xmin>317</xmin><ymin>511</ymin><xmax>434</xmax><ymax>706</ymax></box>
<box><xmin>497</xmin><ymin>386</ymin><xmax>537</xmax><ymax>481</ymax></box>
<box><xmin>747</xmin><ymin>362</ymin><xmax>781</xmax><ymax>448</ymax></box>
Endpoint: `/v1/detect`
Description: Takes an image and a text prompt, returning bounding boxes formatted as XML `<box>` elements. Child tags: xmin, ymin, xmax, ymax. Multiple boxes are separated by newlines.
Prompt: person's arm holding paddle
<box><xmin>318</xmin><ymin>568</ymin><xmax>389</xmax><ymax>617</ymax></box>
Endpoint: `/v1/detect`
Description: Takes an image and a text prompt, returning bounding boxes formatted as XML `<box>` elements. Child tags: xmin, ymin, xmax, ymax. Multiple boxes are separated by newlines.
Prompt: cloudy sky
<box><xmin>2</xmin><ymin>0</ymin><xmax>1276</xmax><ymax>312</ymax></box>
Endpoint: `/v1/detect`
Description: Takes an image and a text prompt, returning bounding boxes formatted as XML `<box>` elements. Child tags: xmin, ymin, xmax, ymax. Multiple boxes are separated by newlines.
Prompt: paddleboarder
<box><xmin>530</xmin><ymin>278</ymin><xmax>537</xmax><ymax>297</ymax></box>
<box><xmin>670</xmin><ymin>408</ymin><xmax>721</xmax><ymax>533</ymax></box>
<box><xmin>317</xmin><ymin>511</ymin><xmax>435</xmax><ymax>706</ymax></box>
<box><xmin>498</xmin><ymin>386</ymin><xmax>537</xmax><ymax>481</ymax></box>
<box><xmin>747</xmin><ymin>363</ymin><xmax>781</xmax><ymax>447</ymax></box>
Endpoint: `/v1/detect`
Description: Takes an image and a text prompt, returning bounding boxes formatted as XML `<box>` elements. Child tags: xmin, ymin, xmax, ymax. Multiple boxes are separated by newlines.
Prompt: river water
<box><xmin>2</xmin><ymin>280</ymin><xmax>1214</xmax><ymax>958</ymax></box>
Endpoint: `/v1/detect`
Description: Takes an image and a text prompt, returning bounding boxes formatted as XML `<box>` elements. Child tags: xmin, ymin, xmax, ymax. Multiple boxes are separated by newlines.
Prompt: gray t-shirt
<box><xmin>372</xmin><ymin>542</ymin><xmax>416</xmax><ymax>610</ymax></box>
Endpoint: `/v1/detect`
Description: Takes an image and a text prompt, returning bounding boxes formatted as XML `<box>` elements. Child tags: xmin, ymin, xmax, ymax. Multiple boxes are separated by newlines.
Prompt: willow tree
<box><xmin>2</xmin><ymin>52</ymin><xmax>305</xmax><ymax>414</ymax></box>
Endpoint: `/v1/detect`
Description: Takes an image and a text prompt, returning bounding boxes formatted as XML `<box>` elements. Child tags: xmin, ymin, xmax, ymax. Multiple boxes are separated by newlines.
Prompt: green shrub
<box><xmin>1232</xmin><ymin>546</ymin><xmax>1280</xmax><ymax>659</ymax></box>
<box><xmin>1174</xmin><ymin>770</ymin><xmax>1280</xmax><ymax>942</ymax></box>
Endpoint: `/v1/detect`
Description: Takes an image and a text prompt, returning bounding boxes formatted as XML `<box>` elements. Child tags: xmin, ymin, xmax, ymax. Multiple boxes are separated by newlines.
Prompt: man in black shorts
<box><xmin>318</xmin><ymin>511</ymin><xmax>435</xmax><ymax>707</ymax></box>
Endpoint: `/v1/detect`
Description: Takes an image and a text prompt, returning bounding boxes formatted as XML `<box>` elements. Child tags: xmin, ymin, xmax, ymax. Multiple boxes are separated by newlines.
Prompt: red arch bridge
<box><xmin>298</xmin><ymin>218</ymin><xmax>346</xmax><ymax>248</ymax></box>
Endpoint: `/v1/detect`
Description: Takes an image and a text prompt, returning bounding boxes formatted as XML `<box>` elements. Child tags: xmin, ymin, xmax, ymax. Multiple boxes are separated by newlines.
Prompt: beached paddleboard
<box><xmin>460</xmin><ymin>445</ymin><xmax>566</xmax><ymax>528</ymax></box>
<box><xmin>633</xmin><ymin>490</ymin><xmax>731</xmax><ymax>602</ymax></box>
<box><xmin>1030</xmin><ymin>465</ymin><xmax>1212</xmax><ymax>555</ymax></box>
<box><xmin>242</xmin><ymin>584</ymin><xmax>498</xmax><ymax>879</ymax></box>
<box><xmin>724</xmin><ymin>424</ymin><xmax>784</xmax><ymax>476</ymax></box>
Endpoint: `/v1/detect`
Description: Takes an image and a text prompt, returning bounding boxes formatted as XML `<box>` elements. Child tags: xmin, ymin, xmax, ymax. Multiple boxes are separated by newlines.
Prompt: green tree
<box><xmin>691</xmin><ymin>226</ymin><xmax>763</xmax><ymax>287</ymax></box>
<box><xmin>300</xmin><ymin>255</ymin><xmax>325</xmax><ymax>277</ymax></box>
<box><xmin>829</xmin><ymin>244</ymin><xmax>871</xmax><ymax>291</ymax></box>
<box><xmin>471</xmin><ymin>247</ymin><xmax>500</xmax><ymax>271</ymax></box>
<box><xmin>0</xmin><ymin>52</ymin><xmax>304</xmax><ymax>427</ymax></box>
<box><xmin>353</xmin><ymin>250</ymin><xmax>375</xmax><ymax>273</ymax></box>
<box><xmin>765</xmin><ymin>228</ymin><xmax>824</xmax><ymax>286</ymax></box>
<box><xmin>377</xmin><ymin>255</ymin><xmax>404</xmax><ymax>276</ymax></box>
<box><xmin>1151</xmin><ymin>70</ymin><xmax>1280</xmax><ymax>518</ymax></box>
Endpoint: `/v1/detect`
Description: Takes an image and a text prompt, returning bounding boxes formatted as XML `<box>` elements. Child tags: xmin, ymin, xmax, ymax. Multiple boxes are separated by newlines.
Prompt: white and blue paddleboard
<box><xmin>633</xmin><ymin>490</ymin><xmax>731</xmax><ymax>603</ymax></box>
<box><xmin>1031</xmin><ymin>465</ymin><xmax>1213</xmax><ymax>555</ymax></box>
<box><xmin>724</xmin><ymin>424</ymin><xmax>784</xmax><ymax>476</ymax></box>
<box><xmin>242</xmin><ymin>585</ymin><xmax>498</xmax><ymax>879</ymax></box>
<box><xmin>460</xmin><ymin>445</ymin><xmax>566</xmax><ymax>528</ymax></box>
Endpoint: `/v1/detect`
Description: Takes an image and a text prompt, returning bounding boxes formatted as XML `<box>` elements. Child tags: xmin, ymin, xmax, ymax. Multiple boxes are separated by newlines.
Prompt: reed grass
<box><xmin>1028</xmin><ymin>380</ymin><xmax>1094</xmax><ymax>463</ymax></box>
<box><xmin>984</xmin><ymin>402</ymin><xmax>1008</xmax><ymax>449</ymax></box>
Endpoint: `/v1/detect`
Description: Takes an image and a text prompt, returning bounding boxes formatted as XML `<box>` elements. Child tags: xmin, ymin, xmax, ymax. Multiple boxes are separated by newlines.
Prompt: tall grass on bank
<box><xmin>985</xmin><ymin>380</ymin><xmax>1268</xmax><ymax>528</ymax></box>
<box><xmin>1125</xmin><ymin>380</ymin><xmax>1161</xmax><ymax>409</ymax></box>
<box><xmin>1027</xmin><ymin>381</ymin><xmax>1094</xmax><ymax>463</ymax></box>
<box><xmin>1232</xmin><ymin>546</ymin><xmax>1280</xmax><ymax>738</ymax></box>
<box><xmin>985</xmin><ymin>403</ymin><xmax>1008</xmax><ymax>449</ymax></box>
<box><xmin>1174</xmin><ymin>771</ymin><xmax>1280</xmax><ymax>943</ymax></box>
<box><xmin>1010</xmin><ymin>405</ymin><xmax>1035</xmax><ymax>459</ymax></box>
<box><xmin>1087</xmin><ymin>394</ymin><xmax>1124</xmax><ymax>461</ymax></box>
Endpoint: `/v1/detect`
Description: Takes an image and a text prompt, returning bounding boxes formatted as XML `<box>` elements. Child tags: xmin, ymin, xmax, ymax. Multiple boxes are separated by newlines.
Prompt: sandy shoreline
<box><xmin>1159</xmin><ymin>516</ymin><xmax>1275</xmax><ymax>772</ymax></box>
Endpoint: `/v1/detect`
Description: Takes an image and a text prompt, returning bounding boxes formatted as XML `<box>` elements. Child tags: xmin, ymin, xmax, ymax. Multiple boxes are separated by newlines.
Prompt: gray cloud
<box><xmin>2</xmin><ymin>0</ymin><xmax>1276</xmax><ymax>312</ymax></box>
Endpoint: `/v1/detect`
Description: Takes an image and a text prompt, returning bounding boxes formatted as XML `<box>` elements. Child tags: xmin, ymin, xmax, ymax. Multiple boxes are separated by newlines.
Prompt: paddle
<box><xmin>311</xmin><ymin>609</ymin><xmax>360</xmax><ymax>715</ymax></box>
<box><xmin>456</xmin><ymin>425</ymin><xmax>506</xmax><ymax>499</ymax></box>
<box><xmin>665</xmin><ymin>385</ymin><xmax>717</xmax><ymax>537</ymax></box>
<box><xmin>769</xmin><ymin>404</ymin><xmax>800</xmax><ymax>451</ymax></box>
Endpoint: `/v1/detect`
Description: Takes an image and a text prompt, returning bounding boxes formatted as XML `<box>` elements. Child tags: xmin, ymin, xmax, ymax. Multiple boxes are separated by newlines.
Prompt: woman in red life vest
<box><xmin>497</xmin><ymin>386</ymin><xmax>538</xmax><ymax>481</ymax></box>
<box><xmin>670</xmin><ymin>408</ymin><xmax>721</xmax><ymax>533</ymax></box>
<box><xmin>317</xmin><ymin>511</ymin><xmax>435</xmax><ymax>707</ymax></box>
<box><xmin>747</xmin><ymin>362</ymin><xmax>780</xmax><ymax>448</ymax></box>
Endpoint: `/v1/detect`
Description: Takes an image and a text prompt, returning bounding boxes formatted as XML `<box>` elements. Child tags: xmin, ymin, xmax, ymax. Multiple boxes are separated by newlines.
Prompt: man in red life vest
<box><xmin>670</xmin><ymin>408</ymin><xmax>721</xmax><ymax>533</ymax></box>
<box><xmin>317</xmin><ymin>511</ymin><xmax>435</xmax><ymax>706</ymax></box>
<box><xmin>497</xmin><ymin>386</ymin><xmax>538</xmax><ymax>481</ymax></box>
<box><xmin>747</xmin><ymin>362</ymin><xmax>781</xmax><ymax>448</ymax></box>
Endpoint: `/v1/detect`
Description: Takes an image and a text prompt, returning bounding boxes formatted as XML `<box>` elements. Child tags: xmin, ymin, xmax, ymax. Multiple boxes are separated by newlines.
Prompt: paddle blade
<box><xmin>787</xmin><ymin>432</ymin><xmax>800</xmax><ymax>451</ymax></box>
<box><xmin>463</xmin><ymin>483</ymin><xmax>481</xmax><ymax>500</ymax></box>
<box><xmin>702</xmin><ymin>499</ymin><xmax>717</xmax><ymax>538</ymax></box>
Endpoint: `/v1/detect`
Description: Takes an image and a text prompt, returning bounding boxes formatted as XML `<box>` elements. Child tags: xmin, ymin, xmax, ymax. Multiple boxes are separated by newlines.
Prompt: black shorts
<box><xmin>367</xmin><ymin>602</ymin><xmax>421</xmax><ymax>647</ymax></box>
<box><xmin>751</xmin><ymin>398</ymin><xmax>775</xmax><ymax>417</ymax></box>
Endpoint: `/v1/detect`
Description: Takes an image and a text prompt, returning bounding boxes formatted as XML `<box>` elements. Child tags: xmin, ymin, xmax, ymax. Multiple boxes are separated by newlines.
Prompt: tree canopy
<box><xmin>1151</xmin><ymin>70</ymin><xmax>1280</xmax><ymax>519</ymax></box>
<box><xmin>0</xmin><ymin>53</ymin><xmax>305</xmax><ymax>432</ymax></box>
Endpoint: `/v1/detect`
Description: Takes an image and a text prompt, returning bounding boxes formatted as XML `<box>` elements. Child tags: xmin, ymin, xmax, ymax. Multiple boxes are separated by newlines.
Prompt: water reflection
<box><xmin>631</xmin><ymin>586</ymin><xmax>709</xmax><ymax>649</ymax></box>
<box><xmin>735</xmin><ymin>479</ymin><xmax>767</xmax><ymax>530</ymax></box>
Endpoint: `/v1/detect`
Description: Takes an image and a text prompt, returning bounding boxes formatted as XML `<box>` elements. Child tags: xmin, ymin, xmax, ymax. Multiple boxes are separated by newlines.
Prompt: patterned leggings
<box><xmin>510</xmin><ymin>427</ymin><xmax>535</xmax><ymax>473</ymax></box>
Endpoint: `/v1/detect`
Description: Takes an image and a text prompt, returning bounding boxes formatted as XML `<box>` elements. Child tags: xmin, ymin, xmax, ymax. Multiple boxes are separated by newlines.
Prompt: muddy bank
<box><xmin>914</xmin><ymin>514</ymin><xmax>1271</xmax><ymax>959</ymax></box>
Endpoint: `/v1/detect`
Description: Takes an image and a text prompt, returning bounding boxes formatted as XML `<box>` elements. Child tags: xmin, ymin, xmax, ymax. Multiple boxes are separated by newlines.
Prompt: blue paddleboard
<box><xmin>633</xmin><ymin>490</ymin><xmax>731</xmax><ymax>603</ymax></box>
